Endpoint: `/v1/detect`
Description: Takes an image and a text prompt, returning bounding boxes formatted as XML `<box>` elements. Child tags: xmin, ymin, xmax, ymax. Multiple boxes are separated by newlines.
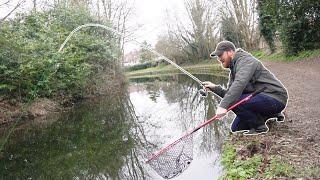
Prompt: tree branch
<box><xmin>0</xmin><ymin>0</ymin><xmax>10</xmax><ymax>7</ymax></box>
<box><xmin>0</xmin><ymin>0</ymin><xmax>25</xmax><ymax>22</ymax></box>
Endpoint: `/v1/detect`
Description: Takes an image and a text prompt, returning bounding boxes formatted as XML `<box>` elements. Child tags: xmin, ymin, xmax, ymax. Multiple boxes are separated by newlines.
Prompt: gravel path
<box><xmin>230</xmin><ymin>57</ymin><xmax>320</xmax><ymax>178</ymax></box>
<box><xmin>249</xmin><ymin>57</ymin><xmax>320</xmax><ymax>177</ymax></box>
<box><xmin>263</xmin><ymin>57</ymin><xmax>320</xmax><ymax>142</ymax></box>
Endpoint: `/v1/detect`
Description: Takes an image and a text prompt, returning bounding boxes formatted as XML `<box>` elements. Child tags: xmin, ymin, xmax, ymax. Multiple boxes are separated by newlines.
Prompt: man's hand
<box><xmin>215</xmin><ymin>107</ymin><xmax>227</xmax><ymax>118</ymax></box>
<box><xmin>202</xmin><ymin>81</ymin><xmax>217</xmax><ymax>91</ymax></box>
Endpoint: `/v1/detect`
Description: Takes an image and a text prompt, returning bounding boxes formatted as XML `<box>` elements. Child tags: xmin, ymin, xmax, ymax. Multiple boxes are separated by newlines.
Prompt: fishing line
<box><xmin>58</xmin><ymin>23</ymin><xmax>205</xmax><ymax>87</ymax></box>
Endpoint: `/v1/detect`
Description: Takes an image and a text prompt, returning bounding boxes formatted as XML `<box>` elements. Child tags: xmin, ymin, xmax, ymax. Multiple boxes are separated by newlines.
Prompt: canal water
<box><xmin>0</xmin><ymin>74</ymin><xmax>235</xmax><ymax>179</ymax></box>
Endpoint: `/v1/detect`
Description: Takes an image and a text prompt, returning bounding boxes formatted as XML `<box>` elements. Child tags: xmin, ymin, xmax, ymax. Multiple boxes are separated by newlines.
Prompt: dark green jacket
<box><xmin>213</xmin><ymin>49</ymin><xmax>288</xmax><ymax>109</ymax></box>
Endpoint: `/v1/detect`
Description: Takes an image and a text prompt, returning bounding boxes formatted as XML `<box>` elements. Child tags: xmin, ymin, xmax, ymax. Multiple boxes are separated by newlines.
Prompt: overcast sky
<box><xmin>131</xmin><ymin>0</ymin><xmax>185</xmax><ymax>47</ymax></box>
<box><xmin>0</xmin><ymin>0</ymin><xmax>186</xmax><ymax>53</ymax></box>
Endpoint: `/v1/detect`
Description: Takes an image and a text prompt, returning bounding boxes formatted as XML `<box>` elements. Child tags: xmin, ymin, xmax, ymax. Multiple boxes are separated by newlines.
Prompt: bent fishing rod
<box><xmin>58</xmin><ymin>23</ymin><xmax>211</xmax><ymax>97</ymax></box>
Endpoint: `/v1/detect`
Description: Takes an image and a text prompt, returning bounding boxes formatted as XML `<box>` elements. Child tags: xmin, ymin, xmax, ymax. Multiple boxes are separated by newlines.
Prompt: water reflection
<box><xmin>129</xmin><ymin>74</ymin><xmax>234</xmax><ymax>179</ymax></box>
<box><xmin>0</xmin><ymin>73</ymin><xmax>233</xmax><ymax>180</ymax></box>
<box><xmin>0</xmin><ymin>91</ymin><xmax>149</xmax><ymax>179</ymax></box>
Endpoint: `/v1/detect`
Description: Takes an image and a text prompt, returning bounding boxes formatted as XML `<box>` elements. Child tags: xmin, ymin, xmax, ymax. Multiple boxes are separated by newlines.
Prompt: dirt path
<box><xmin>264</xmin><ymin>57</ymin><xmax>320</xmax><ymax>143</ymax></box>
<box><xmin>242</xmin><ymin>57</ymin><xmax>320</xmax><ymax>177</ymax></box>
<box><xmin>229</xmin><ymin>57</ymin><xmax>320</xmax><ymax>178</ymax></box>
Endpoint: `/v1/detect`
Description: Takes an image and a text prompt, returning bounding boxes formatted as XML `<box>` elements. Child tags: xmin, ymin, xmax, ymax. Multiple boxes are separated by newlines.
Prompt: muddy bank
<box><xmin>0</xmin><ymin>98</ymin><xmax>61</xmax><ymax>126</ymax></box>
<box><xmin>0</xmin><ymin>74</ymin><xmax>126</xmax><ymax>127</ymax></box>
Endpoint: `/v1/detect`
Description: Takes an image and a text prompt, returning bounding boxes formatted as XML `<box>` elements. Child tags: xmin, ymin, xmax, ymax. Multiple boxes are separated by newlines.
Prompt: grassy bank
<box><xmin>125</xmin><ymin>62</ymin><xmax>227</xmax><ymax>79</ymax></box>
<box><xmin>220</xmin><ymin>138</ymin><xmax>294</xmax><ymax>179</ymax></box>
<box><xmin>220</xmin><ymin>135</ymin><xmax>320</xmax><ymax>179</ymax></box>
<box><xmin>251</xmin><ymin>49</ymin><xmax>320</xmax><ymax>62</ymax></box>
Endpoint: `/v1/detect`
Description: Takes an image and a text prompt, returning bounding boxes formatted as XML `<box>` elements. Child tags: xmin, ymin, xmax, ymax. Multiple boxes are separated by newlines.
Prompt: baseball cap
<box><xmin>210</xmin><ymin>40</ymin><xmax>236</xmax><ymax>58</ymax></box>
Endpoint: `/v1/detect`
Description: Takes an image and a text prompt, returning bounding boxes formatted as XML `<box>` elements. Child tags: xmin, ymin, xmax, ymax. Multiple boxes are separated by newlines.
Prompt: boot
<box><xmin>243</xmin><ymin>124</ymin><xmax>269</xmax><ymax>135</ymax></box>
<box><xmin>275</xmin><ymin>112</ymin><xmax>285</xmax><ymax>122</ymax></box>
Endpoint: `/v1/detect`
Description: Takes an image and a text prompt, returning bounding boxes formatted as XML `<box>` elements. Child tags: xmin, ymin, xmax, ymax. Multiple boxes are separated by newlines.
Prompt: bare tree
<box><xmin>183</xmin><ymin>0</ymin><xmax>219</xmax><ymax>61</ymax></box>
<box><xmin>156</xmin><ymin>0</ymin><xmax>219</xmax><ymax>64</ymax></box>
<box><xmin>32</xmin><ymin>0</ymin><xmax>37</xmax><ymax>11</ymax></box>
<box><xmin>68</xmin><ymin>0</ymin><xmax>90</xmax><ymax>9</ymax></box>
<box><xmin>0</xmin><ymin>1</ymin><xmax>10</xmax><ymax>6</ymax></box>
<box><xmin>100</xmin><ymin>0</ymin><xmax>134</xmax><ymax>61</ymax></box>
<box><xmin>220</xmin><ymin>0</ymin><xmax>260</xmax><ymax>50</ymax></box>
<box><xmin>0</xmin><ymin>0</ymin><xmax>26</xmax><ymax>23</ymax></box>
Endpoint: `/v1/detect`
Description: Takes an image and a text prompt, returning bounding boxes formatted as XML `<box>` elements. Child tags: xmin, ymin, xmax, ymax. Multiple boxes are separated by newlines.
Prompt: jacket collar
<box><xmin>229</xmin><ymin>48</ymin><xmax>244</xmax><ymax>70</ymax></box>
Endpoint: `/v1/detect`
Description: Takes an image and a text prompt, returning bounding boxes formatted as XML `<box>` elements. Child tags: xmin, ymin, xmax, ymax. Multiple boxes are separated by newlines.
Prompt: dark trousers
<box><xmin>231</xmin><ymin>93</ymin><xmax>286</xmax><ymax>132</ymax></box>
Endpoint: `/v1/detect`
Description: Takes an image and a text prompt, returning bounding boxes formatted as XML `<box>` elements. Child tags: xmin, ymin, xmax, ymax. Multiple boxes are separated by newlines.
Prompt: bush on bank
<box><xmin>0</xmin><ymin>5</ymin><xmax>122</xmax><ymax>102</ymax></box>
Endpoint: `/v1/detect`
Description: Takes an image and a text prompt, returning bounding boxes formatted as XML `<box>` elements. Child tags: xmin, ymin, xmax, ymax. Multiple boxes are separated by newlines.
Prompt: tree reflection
<box><xmin>130</xmin><ymin>74</ymin><xmax>232</xmax><ymax>155</ymax></box>
<box><xmin>0</xmin><ymin>89</ymin><xmax>154</xmax><ymax>179</ymax></box>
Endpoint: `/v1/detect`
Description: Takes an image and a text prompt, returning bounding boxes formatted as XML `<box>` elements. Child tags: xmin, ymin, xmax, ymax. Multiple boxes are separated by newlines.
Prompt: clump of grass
<box><xmin>220</xmin><ymin>144</ymin><xmax>263</xmax><ymax>179</ymax></box>
<box><xmin>220</xmin><ymin>142</ymin><xmax>294</xmax><ymax>179</ymax></box>
<box><xmin>264</xmin><ymin>155</ymin><xmax>294</xmax><ymax>178</ymax></box>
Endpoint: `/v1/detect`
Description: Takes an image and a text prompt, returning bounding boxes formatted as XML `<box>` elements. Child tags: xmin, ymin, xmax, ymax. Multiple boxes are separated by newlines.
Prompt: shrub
<box><xmin>0</xmin><ymin>5</ymin><xmax>120</xmax><ymax>101</ymax></box>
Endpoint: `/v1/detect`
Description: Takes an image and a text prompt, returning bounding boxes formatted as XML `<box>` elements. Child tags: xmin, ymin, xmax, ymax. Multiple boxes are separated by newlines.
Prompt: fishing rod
<box><xmin>58</xmin><ymin>23</ymin><xmax>211</xmax><ymax>97</ymax></box>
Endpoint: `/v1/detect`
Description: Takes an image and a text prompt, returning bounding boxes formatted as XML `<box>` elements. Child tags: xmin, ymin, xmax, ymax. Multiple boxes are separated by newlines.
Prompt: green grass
<box><xmin>125</xmin><ymin>65</ymin><xmax>174</xmax><ymax>75</ymax></box>
<box><xmin>251</xmin><ymin>49</ymin><xmax>320</xmax><ymax>62</ymax></box>
<box><xmin>220</xmin><ymin>144</ymin><xmax>263</xmax><ymax>180</ymax></box>
<box><xmin>264</xmin><ymin>156</ymin><xmax>294</xmax><ymax>178</ymax></box>
<box><xmin>125</xmin><ymin>63</ymin><xmax>227</xmax><ymax>78</ymax></box>
<box><xmin>220</xmin><ymin>142</ymin><xmax>294</xmax><ymax>180</ymax></box>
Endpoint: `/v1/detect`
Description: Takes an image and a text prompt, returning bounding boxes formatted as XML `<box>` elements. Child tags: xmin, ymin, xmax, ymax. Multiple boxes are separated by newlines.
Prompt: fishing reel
<box><xmin>198</xmin><ymin>86</ymin><xmax>208</xmax><ymax>98</ymax></box>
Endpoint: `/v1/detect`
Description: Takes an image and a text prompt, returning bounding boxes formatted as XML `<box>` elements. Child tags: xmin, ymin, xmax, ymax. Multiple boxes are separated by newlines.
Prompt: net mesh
<box><xmin>147</xmin><ymin>135</ymin><xmax>193</xmax><ymax>179</ymax></box>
